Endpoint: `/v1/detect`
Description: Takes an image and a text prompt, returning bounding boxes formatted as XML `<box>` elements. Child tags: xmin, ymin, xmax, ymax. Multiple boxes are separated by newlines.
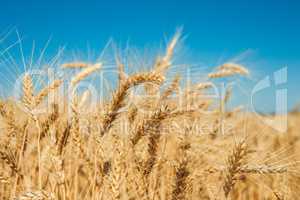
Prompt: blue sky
<box><xmin>0</xmin><ymin>0</ymin><xmax>299</xmax><ymax>111</ymax></box>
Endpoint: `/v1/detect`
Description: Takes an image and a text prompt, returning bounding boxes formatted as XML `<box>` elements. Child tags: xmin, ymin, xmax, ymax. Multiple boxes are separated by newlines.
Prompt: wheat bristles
<box><xmin>155</xmin><ymin>30</ymin><xmax>181</xmax><ymax>74</ymax></box>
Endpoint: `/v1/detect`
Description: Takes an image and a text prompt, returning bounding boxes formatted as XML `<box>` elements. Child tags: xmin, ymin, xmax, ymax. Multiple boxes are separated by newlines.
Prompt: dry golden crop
<box><xmin>0</xmin><ymin>31</ymin><xmax>299</xmax><ymax>200</ymax></box>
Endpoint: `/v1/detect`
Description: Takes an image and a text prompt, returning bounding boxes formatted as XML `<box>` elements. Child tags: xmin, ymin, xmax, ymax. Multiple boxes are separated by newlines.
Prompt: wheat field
<box><xmin>0</xmin><ymin>31</ymin><xmax>299</xmax><ymax>200</ymax></box>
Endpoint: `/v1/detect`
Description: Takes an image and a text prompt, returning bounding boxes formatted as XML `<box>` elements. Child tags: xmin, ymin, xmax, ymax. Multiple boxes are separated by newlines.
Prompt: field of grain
<box><xmin>0</xmin><ymin>32</ymin><xmax>299</xmax><ymax>200</ymax></box>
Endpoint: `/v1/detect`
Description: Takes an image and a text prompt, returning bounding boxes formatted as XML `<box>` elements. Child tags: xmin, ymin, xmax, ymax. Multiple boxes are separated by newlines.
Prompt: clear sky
<box><xmin>0</xmin><ymin>0</ymin><xmax>299</xmax><ymax>111</ymax></box>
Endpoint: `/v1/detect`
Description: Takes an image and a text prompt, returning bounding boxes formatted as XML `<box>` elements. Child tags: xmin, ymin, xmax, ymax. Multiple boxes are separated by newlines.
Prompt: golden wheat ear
<box><xmin>22</xmin><ymin>73</ymin><xmax>35</xmax><ymax>109</ymax></box>
<box><xmin>61</xmin><ymin>62</ymin><xmax>90</xmax><ymax>68</ymax></box>
<box><xmin>223</xmin><ymin>139</ymin><xmax>248</xmax><ymax>197</ymax></box>
<box><xmin>208</xmin><ymin>63</ymin><xmax>250</xmax><ymax>78</ymax></box>
<box><xmin>101</xmin><ymin>72</ymin><xmax>164</xmax><ymax>136</ymax></box>
<box><xmin>15</xmin><ymin>190</ymin><xmax>55</xmax><ymax>200</ymax></box>
<box><xmin>154</xmin><ymin>29</ymin><xmax>182</xmax><ymax>74</ymax></box>
<box><xmin>145</xmin><ymin>29</ymin><xmax>182</xmax><ymax>94</ymax></box>
<box><xmin>217</xmin><ymin>63</ymin><xmax>250</xmax><ymax>76</ymax></box>
<box><xmin>160</xmin><ymin>74</ymin><xmax>181</xmax><ymax>101</ymax></box>
<box><xmin>71</xmin><ymin>63</ymin><xmax>102</xmax><ymax>87</ymax></box>
<box><xmin>35</xmin><ymin>79</ymin><xmax>63</xmax><ymax>106</ymax></box>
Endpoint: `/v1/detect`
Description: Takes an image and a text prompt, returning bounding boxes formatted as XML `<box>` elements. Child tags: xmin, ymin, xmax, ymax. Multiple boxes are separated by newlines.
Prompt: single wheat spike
<box><xmin>70</xmin><ymin>98</ymin><xmax>83</xmax><ymax>154</ymax></box>
<box><xmin>115</xmin><ymin>55</ymin><xmax>126</xmax><ymax>84</ymax></box>
<box><xmin>14</xmin><ymin>190</ymin><xmax>55</xmax><ymax>200</ymax></box>
<box><xmin>131</xmin><ymin>106</ymin><xmax>169</xmax><ymax>146</ymax></box>
<box><xmin>101</xmin><ymin>72</ymin><xmax>164</xmax><ymax>136</ymax></box>
<box><xmin>146</xmin><ymin>30</ymin><xmax>181</xmax><ymax>94</ymax></box>
<box><xmin>127</xmin><ymin>104</ymin><xmax>138</xmax><ymax>124</ymax></box>
<box><xmin>240</xmin><ymin>165</ymin><xmax>287</xmax><ymax>174</ymax></box>
<box><xmin>223</xmin><ymin>85</ymin><xmax>232</xmax><ymax>104</ymax></box>
<box><xmin>171</xmin><ymin>135</ymin><xmax>190</xmax><ymax>200</ymax></box>
<box><xmin>48</xmin><ymin>135</ymin><xmax>66</xmax><ymax>186</ymax></box>
<box><xmin>57</xmin><ymin>123</ymin><xmax>71</xmax><ymax>155</ymax></box>
<box><xmin>171</xmin><ymin>157</ymin><xmax>189</xmax><ymax>200</ymax></box>
<box><xmin>195</xmin><ymin>82</ymin><xmax>214</xmax><ymax>90</ymax></box>
<box><xmin>208</xmin><ymin>69</ymin><xmax>239</xmax><ymax>78</ymax></box>
<box><xmin>0</xmin><ymin>100</ymin><xmax>5</xmax><ymax>115</ymax></box>
<box><xmin>167</xmin><ymin>109</ymin><xmax>197</xmax><ymax>119</ymax></box>
<box><xmin>40</xmin><ymin>104</ymin><xmax>59</xmax><ymax>139</ymax></box>
<box><xmin>124</xmin><ymin>149</ymin><xmax>148</xmax><ymax>200</ymax></box>
<box><xmin>70</xmin><ymin>97</ymin><xmax>93</xmax><ymax>167</ymax></box>
<box><xmin>217</xmin><ymin>63</ymin><xmax>249</xmax><ymax>75</ymax></box>
<box><xmin>109</xmin><ymin>140</ymin><xmax>124</xmax><ymax>200</ymax></box>
<box><xmin>184</xmin><ymin>82</ymin><xmax>213</xmax><ymax>98</ymax></box>
<box><xmin>22</xmin><ymin>73</ymin><xmax>34</xmax><ymax>109</ymax></box>
<box><xmin>0</xmin><ymin>147</ymin><xmax>22</xmax><ymax>177</ymax></box>
<box><xmin>61</xmin><ymin>62</ymin><xmax>90</xmax><ymax>68</ymax></box>
<box><xmin>223</xmin><ymin>139</ymin><xmax>248</xmax><ymax>197</ymax></box>
<box><xmin>71</xmin><ymin>63</ymin><xmax>102</xmax><ymax>87</ymax></box>
<box><xmin>0</xmin><ymin>102</ymin><xmax>20</xmax><ymax>144</ymax></box>
<box><xmin>160</xmin><ymin>74</ymin><xmax>181</xmax><ymax>101</ymax></box>
<box><xmin>143</xmin><ymin>107</ymin><xmax>171</xmax><ymax>177</ymax></box>
<box><xmin>35</xmin><ymin>79</ymin><xmax>62</xmax><ymax>106</ymax></box>
<box><xmin>154</xmin><ymin>30</ymin><xmax>181</xmax><ymax>74</ymax></box>
<box><xmin>143</xmin><ymin>132</ymin><xmax>161</xmax><ymax>177</ymax></box>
